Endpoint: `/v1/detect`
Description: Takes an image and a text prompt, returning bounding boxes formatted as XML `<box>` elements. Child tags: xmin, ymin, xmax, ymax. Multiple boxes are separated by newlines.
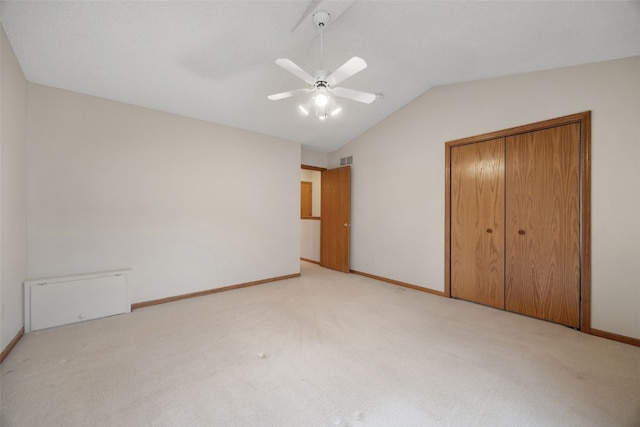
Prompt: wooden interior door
<box><xmin>321</xmin><ymin>166</ymin><xmax>351</xmax><ymax>272</ymax></box>
<box><xmin>300</xmin><ymin>181</ymin><xmax>312</xmax><ymax>217</ymax></box>
<box><xmin>451</xmin><ymin>138</ymin><xmax>505</xmax><ymax>308</ymax></box>
<box><xmin>505</xmin><ymin>124</ymin><xmax>581</xmax><ymax>327</ymax></box>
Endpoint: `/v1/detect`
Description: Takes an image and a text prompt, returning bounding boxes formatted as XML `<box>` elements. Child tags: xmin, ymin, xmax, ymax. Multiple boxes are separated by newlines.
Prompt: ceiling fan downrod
<box><xmin>313</xmin><ymin>11</ymin><xmax>331</xmax><ymax>71</ymax></box>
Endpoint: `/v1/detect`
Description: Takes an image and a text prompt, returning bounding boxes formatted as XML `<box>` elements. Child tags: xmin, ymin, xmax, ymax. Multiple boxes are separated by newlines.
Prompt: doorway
<box><xmin>300</xmin><ymin>164</ymin><xmax>352</xmax><ymax>273</ymax></box>
<box><xmin>300</xmin><ymin>165</ymin><xmax>323</xmax><ymax>264</ymax></box>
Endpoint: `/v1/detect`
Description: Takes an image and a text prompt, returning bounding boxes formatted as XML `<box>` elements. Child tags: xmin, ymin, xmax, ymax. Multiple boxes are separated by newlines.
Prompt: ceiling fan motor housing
<box><xmin>314</xmin><ymin>69</ymin><xmax>329</xmax><ymax>88</ymax></box>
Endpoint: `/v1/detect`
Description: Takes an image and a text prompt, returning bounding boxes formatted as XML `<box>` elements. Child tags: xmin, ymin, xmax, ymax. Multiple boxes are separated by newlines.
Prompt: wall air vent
<box><xmin>340</xmin><ymin>156</ymin><xmax>353</xmax><ymax>166</ymax></box>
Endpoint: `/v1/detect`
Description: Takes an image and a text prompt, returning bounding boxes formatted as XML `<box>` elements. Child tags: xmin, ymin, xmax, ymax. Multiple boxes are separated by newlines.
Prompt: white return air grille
<box><xmin>339</xmin><ymin>155</ymin><xmax>353</xmax><ymax>166</ymax></box>
<box><xmin>24</xmin><ymin>270</ymin><xmax>131</xmax><ymax>333</ymax></box>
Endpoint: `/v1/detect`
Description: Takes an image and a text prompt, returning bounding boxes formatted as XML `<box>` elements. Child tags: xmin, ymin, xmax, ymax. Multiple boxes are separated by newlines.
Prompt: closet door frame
<box><xmin>444</xmin><ymin>111</ymin><xmax>591</xmax><ymax>332</ymax></box>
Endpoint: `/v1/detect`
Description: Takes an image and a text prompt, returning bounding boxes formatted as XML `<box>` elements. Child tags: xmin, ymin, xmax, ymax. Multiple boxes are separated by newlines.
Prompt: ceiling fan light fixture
<box><xmin>315</xmin><ymin>92</ymin><xmax>328</xmax><ymax>107</ymax></box>
<box><xmin>268</xmin><ymin>10</ymin><xmax>375</xmax><ymax>119</ymax></box>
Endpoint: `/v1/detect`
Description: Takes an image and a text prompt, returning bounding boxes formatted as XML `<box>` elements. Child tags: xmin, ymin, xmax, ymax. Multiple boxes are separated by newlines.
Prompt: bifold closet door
<box><xmin>451</xmin><ymin>138</ymin><xmax>505</xmax><ymax>309</ymax></box>
<box><xmin>505</xmin><ymin>124</ymin><xmax>581</xmax><ymax>327</ymax></box>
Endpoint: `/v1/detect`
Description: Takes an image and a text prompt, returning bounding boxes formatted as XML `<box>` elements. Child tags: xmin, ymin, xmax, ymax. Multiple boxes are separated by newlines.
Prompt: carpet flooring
<box><xmin>1</xmin><ymin>261</ymin><xmax>639</xmax><ymax>426</ymax></box>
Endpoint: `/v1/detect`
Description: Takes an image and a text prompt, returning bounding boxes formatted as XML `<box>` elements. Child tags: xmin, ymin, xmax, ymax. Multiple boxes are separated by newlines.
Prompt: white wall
<box><xmin>329</xmin><ymin>56</ymin><xmax>640</xmax><ymax>340</ymax></box>
<box><xmin>27</xmin><ymin>84</ymin><xmax>301</xmax><ymax>303</ymax></box>
<box><xmin>301</xmin><ymin>149</ymin><xmax>328</xmax><ymax>169</ymax></box>
<box><xmin>0</xmin><ymin>25</ymin><xmax>27</xmax><ymax>350</ymax></box>
<box><xmin>300</xmin><ymin>220</ymin><xmax>320</xmax><ymax>263</ymax></box>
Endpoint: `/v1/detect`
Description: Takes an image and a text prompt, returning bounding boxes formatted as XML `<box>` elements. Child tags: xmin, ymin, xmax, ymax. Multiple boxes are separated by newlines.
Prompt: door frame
<box><xmin>444</xmin><ymin>111</ymin><xmax>591</xmax><ymax>331</ymax></box>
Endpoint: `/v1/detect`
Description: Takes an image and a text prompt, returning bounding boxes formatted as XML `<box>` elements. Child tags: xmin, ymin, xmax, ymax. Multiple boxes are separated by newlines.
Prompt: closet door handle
<box><xmin>486</xmin><ymin>228</ymin><xmax>493</xmax><ymax>233</ymax></box>
<box><xmin>518</xmin><ymin>229</ymin><xmax>526</xmax><ymax>235</ymax></box>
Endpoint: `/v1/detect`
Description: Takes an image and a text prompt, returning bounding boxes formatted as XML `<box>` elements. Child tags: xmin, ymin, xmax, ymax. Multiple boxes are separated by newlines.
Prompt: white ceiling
<box><xmin>1</xmin><ymin>1</ymin><xmax>639</xmax><ymax>153</ymax></box>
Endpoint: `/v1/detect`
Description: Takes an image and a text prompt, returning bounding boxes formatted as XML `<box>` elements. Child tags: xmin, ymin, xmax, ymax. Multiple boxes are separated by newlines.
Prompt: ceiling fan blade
<box><xmin>331</xmin><ymin>87</ymin><xmax>377</xmax><ymax>104</ymax></box>
<box><xmin>267</xmin><ymin>88</ymin><xmax>313</xmax><ymax>101</ymax></box>
<box><xmin>326</xmin><ymin>56</ymin><xmax>367</xmax><ymax>86</ymax></box>
<box><xmin>275</xmin><ymin>58</ymin><xmax>316</xmax><ymax>85</ymax></box>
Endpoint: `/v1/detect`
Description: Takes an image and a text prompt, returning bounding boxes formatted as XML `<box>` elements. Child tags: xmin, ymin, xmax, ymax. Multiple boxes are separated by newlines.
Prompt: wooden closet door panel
<box><xmin>451</xmin><ymin>138</ymin><xmax>505</xmax><ymax>308</ymax></box>
<box><xmin>505</xmin><ymin>124</ymin><xmax>581</xmax><ymax>327</ymax></box>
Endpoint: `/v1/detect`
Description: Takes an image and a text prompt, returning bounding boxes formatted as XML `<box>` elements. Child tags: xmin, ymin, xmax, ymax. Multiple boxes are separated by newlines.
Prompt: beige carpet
<box><xmin>1</xmin><ymin>261</ymin><xmax>639</xmax><ymax>426</ymax></box>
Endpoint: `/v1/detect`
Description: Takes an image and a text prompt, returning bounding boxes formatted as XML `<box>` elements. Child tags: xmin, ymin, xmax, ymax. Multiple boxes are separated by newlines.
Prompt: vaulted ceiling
<box><xmin>1</xmin><ymin>1</ymin><xmax>639</xmax><ymax>152</ymax></box>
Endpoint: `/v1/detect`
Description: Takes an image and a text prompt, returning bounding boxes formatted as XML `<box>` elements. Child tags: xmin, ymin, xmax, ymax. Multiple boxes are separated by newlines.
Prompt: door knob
<box><xmin>344</xmin><ymin>223</ymin><xmax>349</xmax><ymax>227</ymax></box>
<box><xmin>518</xmin><ymin>229</ymin><xmax>526</xmax><ymax>235</ymax></box>
<box><xmin>486</xmin><ymin>228</ymin><xmax>493</xmax><ymax>233</ymax></box>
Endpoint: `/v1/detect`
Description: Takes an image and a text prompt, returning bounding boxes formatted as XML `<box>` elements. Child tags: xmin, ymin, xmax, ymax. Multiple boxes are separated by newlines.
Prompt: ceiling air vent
<box><xmin>340</xmin><ymin>156</ymin><xmax>353</xmax><ymax>166</ymax></box>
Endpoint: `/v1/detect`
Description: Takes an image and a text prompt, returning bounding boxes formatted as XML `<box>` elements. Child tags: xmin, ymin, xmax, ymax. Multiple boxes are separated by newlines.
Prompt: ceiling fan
<box><xmin>268</xmin><ymin>11</ymin><xmax>377</xmax><ymax>119</ymax></box>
